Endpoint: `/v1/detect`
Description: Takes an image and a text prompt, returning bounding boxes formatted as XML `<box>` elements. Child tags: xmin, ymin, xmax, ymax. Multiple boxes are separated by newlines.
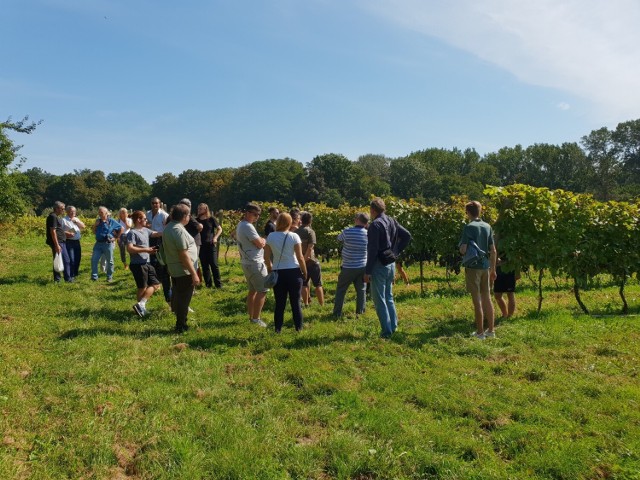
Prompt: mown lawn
<box><xmin>1</xmin><ymin>231</ymin><xmax>639</xmax><ymax>479</ymax></box>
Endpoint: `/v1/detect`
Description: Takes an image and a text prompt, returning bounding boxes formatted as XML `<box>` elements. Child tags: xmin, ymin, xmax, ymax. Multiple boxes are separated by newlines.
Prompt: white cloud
<box><xmin>358</xmin><ymin>0</ymin><xmax>640</xmax><ymax>121</ymax></box>
<box><xmin>557</xmin><ymin>102</ymin><xmax>571</xmax><ymax>111</ymax></box>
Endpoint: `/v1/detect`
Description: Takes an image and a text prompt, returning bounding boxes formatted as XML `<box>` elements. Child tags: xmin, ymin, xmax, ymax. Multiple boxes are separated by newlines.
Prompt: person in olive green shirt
<box><xmin>163</xmin><ymin>203</ymin><xmax>200</xmax><ymax>333</ymax></box>
<box><xmin>459</xmin><ymin>201</ymin><xmax>497</xmax><ymax>339</ymax></box>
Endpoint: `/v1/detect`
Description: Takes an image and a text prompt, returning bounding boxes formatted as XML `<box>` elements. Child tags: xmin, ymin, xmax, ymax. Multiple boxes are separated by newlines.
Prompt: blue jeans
<box><xmin>51</xmin><ymin>243</ymin><xmax>72</xmax><ymax>282</ymax></box>
<box><xmin>66</xmin><ymin>239</ymin><xmax>81</xmax><ymax>277</ymax></box>
<box><xmin>370</xmin><ymin>261</ymin><xmax>397</xmax><ymax>337</ymax></box>
<box><xmin>91</xmin><ymin>241</ymin><xmax>115</xmax><ymax>279</ymax></box>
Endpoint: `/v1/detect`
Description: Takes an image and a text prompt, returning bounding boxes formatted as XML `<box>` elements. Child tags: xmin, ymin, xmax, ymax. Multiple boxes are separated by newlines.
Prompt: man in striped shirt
<box><xmin>333</xmin><ymin>212</ymin><xmax>369</xmax><ymax>317</ymax></box>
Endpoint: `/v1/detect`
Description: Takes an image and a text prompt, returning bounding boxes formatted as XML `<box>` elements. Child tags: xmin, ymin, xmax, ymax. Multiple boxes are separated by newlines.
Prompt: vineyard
<box><xmin>19</xmin><ymin>184</ymin><xmax>640</xmax><ymax>314</ymax></box>
<box><xmin>3</xmin><ymin>186</ymin><xmax>640</xmax><ymax>478</ymax></box>
<box><xmin>227</xmin><ymin>185</ymin><xmax>640</xmax><ymax>315</ymax></box>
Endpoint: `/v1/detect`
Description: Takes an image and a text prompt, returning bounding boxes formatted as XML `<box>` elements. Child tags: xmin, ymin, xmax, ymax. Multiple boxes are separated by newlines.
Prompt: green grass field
<box><xmin>1</xmin><ymin>232</ymin><xmax>639</xmax><ymax>479</ymax></box>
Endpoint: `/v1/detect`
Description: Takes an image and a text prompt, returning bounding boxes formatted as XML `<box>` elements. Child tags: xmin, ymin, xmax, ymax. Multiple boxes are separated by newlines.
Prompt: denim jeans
<box><xmin>51</xmin><ymin>243</ymin><xmax>72</xmax><ymax>282</ymax></box>
<box><xmin>370</xmin><ymin>261</ymin><xmax>397</xmax><ymax>337</ymax></box>
<box><xmin>91</xmin><ymin>241</ymin><xmax>115</xmax><ymax>279</ymax></box>
<box><xmin>66</xmin><ymin>239</ymin><xmax>81</xmax><ymax>277</ymax></box>
<box><xmin>333</xmin><ymin>267</ymin><xmax>366</xmax><ymax>317</ymax></box>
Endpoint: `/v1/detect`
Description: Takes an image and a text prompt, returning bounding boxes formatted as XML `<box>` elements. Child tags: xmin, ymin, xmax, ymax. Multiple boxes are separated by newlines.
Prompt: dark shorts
<box><xmin>130</xmin><ymin>263</ymin><xmax>160</xmax><ymax>289</ymax></box>
<box><xmin>303</xmin><ymin>260</ymin><xmax>322</xmax><ymax>287</ymax></box>
<box><xmin>494</xmin><ymin>267</ymin><xmax>516</xmax><ymax>293</ymax></box>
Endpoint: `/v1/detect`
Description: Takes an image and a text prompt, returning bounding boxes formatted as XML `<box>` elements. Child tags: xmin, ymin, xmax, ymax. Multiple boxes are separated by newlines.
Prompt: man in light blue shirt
<box><xmin>333</xmin><ymin>212</ymin><xmax>369</xmax><ymax>318</ymax></box>
<box><xmin>90</xmin><ymin>206</ymin><xmax>122</xmax><ymax>282</ymax></box>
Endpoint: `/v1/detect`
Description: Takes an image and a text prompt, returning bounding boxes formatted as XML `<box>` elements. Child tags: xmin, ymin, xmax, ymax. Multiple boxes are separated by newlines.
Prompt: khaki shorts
<box><xmin>465</xmin><ymin>268</ymin><xmax>490</xmax><ymax>299</ymax></box>
<box><xmin>242</xmin><ymin>262</ymin><xmax>269</xmax><ymax>293</ymax></box>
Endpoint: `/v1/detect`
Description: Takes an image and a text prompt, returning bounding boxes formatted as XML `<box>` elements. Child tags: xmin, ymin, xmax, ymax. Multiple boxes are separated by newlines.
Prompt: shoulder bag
<box><xmin>264</xmin><ymin>234</ymin><xmax>289</xmax><ymax>289</ymax></box>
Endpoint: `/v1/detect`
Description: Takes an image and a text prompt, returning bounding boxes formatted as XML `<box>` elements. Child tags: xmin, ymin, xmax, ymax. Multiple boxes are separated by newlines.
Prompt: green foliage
<box><xmin>14</xmin><ymin>167</ymin><xmax>54</xmax><ymax>213</ymax></box>
<box><xmin>228</xmin><ymin>159</ymin><xmax>306</xmax><ymax>207</ymax></box>
<box><xmin>0</xmin><ymin>117</ymin><xmax>41</xmax><ymax>220</ymax></box>
<box><xmin>302</xmin><ymin>202</ymin><xmax>363</xmax><ymax>252</ymax></box>
<box><xmin>11</xmin><ymin>117</ymin><xmax>640</xmax><ymax>214</ymax></box>
<box><xmin>104</xmin><ymin>171</ymin><xmax>151</xmax><ymax>210</ymax></box>
<box><xmin>486</xmin><ymin>184</ymin><xmax>640</xmax><ymax>313</ymax></box>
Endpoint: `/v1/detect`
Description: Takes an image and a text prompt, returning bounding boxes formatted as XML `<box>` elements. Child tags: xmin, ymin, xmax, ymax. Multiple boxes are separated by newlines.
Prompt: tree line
<box><xmin>1</xmin><ymin>117</ymin><xmax>640</xmax><ymax>219</ymax></box>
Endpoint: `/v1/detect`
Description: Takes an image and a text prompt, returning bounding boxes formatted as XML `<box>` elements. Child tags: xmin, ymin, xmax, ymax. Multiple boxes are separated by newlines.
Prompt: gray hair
<box><xmin>355</xmin><ymin>212</ymin><xmax>369</xmax><ymax>225</ymax></box>
<box><xmin>178</xmin><ymin>198</ymin><xmax>192</xmax><ymax>208</ymax></box>
<box><xmin>54</xmin><ymin>201</ymin><xmax>65</xmax><ymax>210</ymax></box>
<box><xmin>170</xmin><ymin>203</ymin><xmax>191</xmax><ymax>222</ymax></box>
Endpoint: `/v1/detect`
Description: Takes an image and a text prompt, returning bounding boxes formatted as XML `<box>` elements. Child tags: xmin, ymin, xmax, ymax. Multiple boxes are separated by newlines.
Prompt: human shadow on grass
<box><xmin>186</xmin><ymin>335</ymin><xmax>250</xmax><ymax>350</ymax></box>
<box><xmin>0</xmin><ymin>275</ymin><xmax>49</xmax><ymax>286</ymax></box>
<box><xmin>282</xmin><ymin>332</ymin><xmax>361</xmax><ymax>350</ymax></box>
<box><xmin>186</xmin><ymin>331</ymin><xmax>361</xmax><ymax>352</ymax></box>
<box><xmin>210</xmin><ymin>295</ymin><xmax>249</xmax><ymax>317</ymax></box>
<box><xmin>67</xmin><ymin>306</ymin><xmax>149</xmax><ymax>324</ymax></box>
<box><xmin>426</xmin><ymin>286</ymin><xmax>468</xmax><ymax>298</ymax></box>
<box><xmin>59</xmin><ymin>326</ymin><xmax>175</xmax><ymax>340</ymax></box>
<box><xmin>393</xmin><ymin>317</ymin><xmax>476</xmax><ymax>347</ymax></box>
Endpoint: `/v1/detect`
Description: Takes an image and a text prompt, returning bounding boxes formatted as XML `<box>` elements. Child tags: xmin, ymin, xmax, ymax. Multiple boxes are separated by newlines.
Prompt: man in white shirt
<box><xmin>146</xmin><ymin>197</ymin><xmax>171</xmax><ymax>303</ymax></box>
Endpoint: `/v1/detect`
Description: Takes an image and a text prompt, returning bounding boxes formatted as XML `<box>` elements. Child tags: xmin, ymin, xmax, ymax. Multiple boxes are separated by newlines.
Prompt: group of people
<box><xmin>46</xmin><ymin>196</ymin><xmax>515</xmax><ymax>338</ymax></box>
<box><xmin>46</xmin><ymin>197</ymin><xmax>223</xmax><ymax>333</ymax></box>
<box><xmin>235</xmin><ymin>198</ymin><xmax>412</xmax><ymax>337</ymax></box>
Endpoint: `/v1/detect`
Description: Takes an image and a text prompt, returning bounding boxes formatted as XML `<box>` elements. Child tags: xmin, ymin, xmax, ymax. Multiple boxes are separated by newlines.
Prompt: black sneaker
<box><xmin>132</xmin><ymin>303</ymin><xmax>144</xmax><ymax>318</ymax></box>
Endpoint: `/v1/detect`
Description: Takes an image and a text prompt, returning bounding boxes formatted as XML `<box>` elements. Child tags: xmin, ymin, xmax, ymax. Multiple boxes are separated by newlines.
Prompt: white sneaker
<box><xmin>484</xmin><ymin>330</ymin><xmax>496</xmax><ymax>338</ymax></box>
<box><xmin>471</xmin><ymin>331</ymin><xmax>485</xmax><ymax>340</ymax></box>
<box><xmin>251</xmin><ymin>318</ymin><xmax>267</xmax><ymax>328</ymax></box>
<box><xmin>188</xmin><ymin>307</ymin><xmax>195</xmax><ymax>313</ymax></box>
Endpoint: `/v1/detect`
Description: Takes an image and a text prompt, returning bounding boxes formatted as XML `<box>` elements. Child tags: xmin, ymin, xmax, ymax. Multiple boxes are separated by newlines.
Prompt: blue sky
<box><xmin>4</xmin><ymin>0</ymin><xmax>640</xmax><ymax>181</ymax></box>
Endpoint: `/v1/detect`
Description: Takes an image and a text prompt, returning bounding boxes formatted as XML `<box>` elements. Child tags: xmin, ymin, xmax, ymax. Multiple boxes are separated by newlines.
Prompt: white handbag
<box><xmin>53</xmin><ymin>252</ymin><xmax>64</xmax><ymax>273</ymax></box>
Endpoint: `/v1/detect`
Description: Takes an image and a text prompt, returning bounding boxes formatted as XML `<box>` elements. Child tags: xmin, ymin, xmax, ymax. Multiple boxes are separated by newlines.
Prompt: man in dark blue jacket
<box><xmin>364</xmin><ymin>198</ymin><xmax>411</xmax><ymax>338</ymax></box>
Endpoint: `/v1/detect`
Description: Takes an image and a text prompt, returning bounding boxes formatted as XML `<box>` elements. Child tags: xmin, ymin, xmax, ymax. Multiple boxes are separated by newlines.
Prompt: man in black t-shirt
<box><xmin>46</xmin><ymin>201</ymin><xmax>72</xmax><ymax>282</ymax></box>
<box><xmin>263</xmin><ymin>207</ymin><xmax>279</xmax><ymax>237</ymax></box>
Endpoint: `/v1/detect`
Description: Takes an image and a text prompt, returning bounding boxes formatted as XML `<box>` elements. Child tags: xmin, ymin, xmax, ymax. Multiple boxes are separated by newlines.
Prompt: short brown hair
<box><xmin>243</xmin><ymin>203</ymin><xmax>261</xmax><ymax>214</ymax></box>
<box><xmin>131</xmin><ymin>210</ymin><xmax>146</xmax><ymax>223</ymax></box>
<box><xmin>301</xmin><ymin>212</ymin><xmax>312</xmax><ymax>226</ymax></box>
<box><xmin>275</xmin><ymin>213</ymin><xmax>292</xmax><ymax>232</ymax></box>
<box><xmin>465</xmin><ymin>201</ymin><xmax>482</xmax><ymax>218</ymax></box>
<box><xmin>370</xmin><ymin>197</ymin><xmax>386</xmax><ymax>214</ymax></box>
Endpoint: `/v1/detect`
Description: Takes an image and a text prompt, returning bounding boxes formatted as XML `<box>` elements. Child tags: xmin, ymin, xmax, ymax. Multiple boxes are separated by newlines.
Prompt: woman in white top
<box><xmin>117</xmin><ymin>207</ymin><xmax>133</xmax><ymax>270</ymax></box>
<box><xmin>62</xmin><ymin>205</ymin><xmax>85</xmax><ymax>278</ymax></box>
<box><xmin>264</xmin><ymin>213</ymin><xmax>308</xmax><ymax>332</ymax></box>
